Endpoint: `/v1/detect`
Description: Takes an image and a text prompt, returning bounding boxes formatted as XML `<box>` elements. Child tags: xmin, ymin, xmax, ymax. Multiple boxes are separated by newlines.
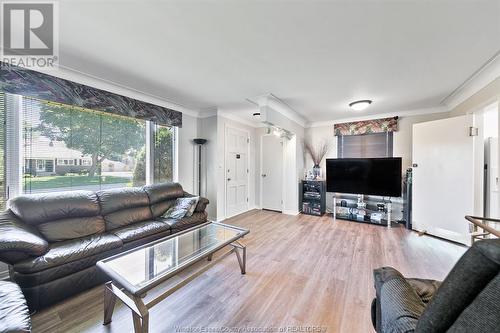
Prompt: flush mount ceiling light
<box><xmin>349</xmin><ymin>100</ymin><xmax>372</xmax><ymax>111</ymax></box>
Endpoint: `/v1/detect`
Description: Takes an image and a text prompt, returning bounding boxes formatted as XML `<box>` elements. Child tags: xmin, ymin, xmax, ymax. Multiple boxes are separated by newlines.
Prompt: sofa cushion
<box><xmin>184</xmin><ymin>192</ymin><xmax>210</xmax><ymax>213</ymax></box>
<box><xmin>8</xmin><ymin>190</ymin><xmax>100</xmax><ymax>225</ymax></box>
<box><xmin>144</xmin><ymin>182</ymin><xmax>184</xmax><ymax>205</ymax></box>
<box><xmin>102</xmin><ymin>206</ymin><xmax>153</xmax><ymax>230</ymax></box>
<box><xmin>111</xmin><ymin>220</ymin><xmax>171</xmax><ymax>243</ymax></box>
<box><xmin>97</xmin><ymin>187</ymin><xmax>150</xmax><ymax>215</ymax></box>
<box><xmin>446</xmin><ymin>273</ymin><xmax>500</xmax><ymax>333</ymax></box>
<box><xmin>0</xmin><ymin>281</ymin><xmax>31</xmax><ymax>333</ymax></box>
<box><xmin>162</xmin><ymin>197</ymin><xmax>199</xmax><ymax>219</ymax></box>
<box><xmin>11</xmin><ymin>245</ymin><xmax>124</xmax><ymax>288</ymax></box>
<box><xmin>194</xmin><ymin>196</ymin><xmax>209</xmax><ymax>213</ymax></box>
<box><xmin>150</xmin><ymin>200</ymin><xmax>176</xmax><ymax>218</ymax></box>
<box><xmin>37</xmin><ymin>216</ymin><xmax>106</xmax><ymax>242</ymax></box>
<box><xmin>380</xmin><ymin>276</ymin><xmax>425</xmax><ymax>333</ymax></box>
<box><xmin>416</xmin><ymin>239</ymin><xmax>500</xmax><ymax>333</ymax></box>
<box><xmin>13</xmin><ymin>233</ymin><xmax>122</xmax><ymax>274</ymax></box>
<box><xmin>0</xmin><ymin>211</ymin><xmax>49</xmax><ymax>263</ymax></box>
<box><xmin>407</xmin><ymin>278</ymin><xmax>441</xmax><ymax>304</ymax></box>
<box><xmin>97</xmin><ymin>187</ymin><xmax>153</xmax><ymax>230</ymax></box>
<box><xmin>158</xmin><ymin>211</ymin><xmax>208</xmax><ymax>232</ymax></box>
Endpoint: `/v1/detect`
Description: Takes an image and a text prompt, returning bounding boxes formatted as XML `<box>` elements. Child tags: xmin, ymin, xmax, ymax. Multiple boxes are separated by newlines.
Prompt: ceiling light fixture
<box><xmin>349</xmin><ymin>100</ymin><xmax>372</xmax><ymax>111</ymax></box>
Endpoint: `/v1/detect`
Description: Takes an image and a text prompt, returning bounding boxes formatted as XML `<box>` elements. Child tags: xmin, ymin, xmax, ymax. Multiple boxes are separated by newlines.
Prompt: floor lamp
<box><xmin>193</xmin><ymin>138</ymin><xmax>207</xmax><ymax>196</ymax></box>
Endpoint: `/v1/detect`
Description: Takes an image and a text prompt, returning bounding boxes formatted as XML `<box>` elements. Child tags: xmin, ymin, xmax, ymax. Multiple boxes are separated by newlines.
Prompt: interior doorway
<box><xmin>225</xmin><ymin>127</ymin><xmax>249</xmax><ymax>218</ymax></box>
<box><xmin>260</xmin><ymin>135</ymin><xmax>283</xmax><ymax>212</ymax></box>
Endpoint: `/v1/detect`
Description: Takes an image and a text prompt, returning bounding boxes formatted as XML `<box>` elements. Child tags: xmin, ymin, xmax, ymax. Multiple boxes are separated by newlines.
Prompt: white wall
<box><xmin>177</xmin><ymin>114</ymin><xmax>198</xmax><ymax>194</ymax></box>
<box><xmin>199</xmin><ymin>116</ymin><xmax>218</xmax><ymax>220</ymax></box>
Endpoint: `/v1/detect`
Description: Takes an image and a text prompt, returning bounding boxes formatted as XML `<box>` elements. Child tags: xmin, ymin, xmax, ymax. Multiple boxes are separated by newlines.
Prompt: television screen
<box><xmin>326</xmin><ymin>158</ymin><xmax>402</xmax><ymax>197</ymax></box>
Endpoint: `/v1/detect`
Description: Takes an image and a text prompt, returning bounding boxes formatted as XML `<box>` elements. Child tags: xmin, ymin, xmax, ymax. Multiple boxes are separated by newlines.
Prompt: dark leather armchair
<box><xmin>372</xmin><ymin>239</ymin><xmax>500</xmax><ymax>333</ymax></box>
<box><xmin>0</xmin><ymin>182</ymin><xmax>209</xmax><ymax>311</ymax></box>
<box><xmin>0</xmin><ymin>281</ymin><xmax>31</xmax><ymax>333</ymax></box>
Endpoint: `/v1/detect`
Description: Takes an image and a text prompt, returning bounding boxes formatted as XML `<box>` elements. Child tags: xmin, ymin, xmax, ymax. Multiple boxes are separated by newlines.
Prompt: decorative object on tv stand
<box><xmin>305</xmin><ymin>140</ymin><xmax>329</xmax><ymax>179</ymax></box>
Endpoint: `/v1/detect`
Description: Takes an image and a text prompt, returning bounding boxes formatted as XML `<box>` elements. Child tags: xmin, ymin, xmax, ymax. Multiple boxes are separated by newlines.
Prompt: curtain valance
<box><xmin>334</xmin><ymin>116</ymin><xmax>398</xmax><ymax>136</ymax></box>
<box><xmin>0</xmin><ymin>63</ymin><xmax>182</xmax><ymax>127</ymax></box>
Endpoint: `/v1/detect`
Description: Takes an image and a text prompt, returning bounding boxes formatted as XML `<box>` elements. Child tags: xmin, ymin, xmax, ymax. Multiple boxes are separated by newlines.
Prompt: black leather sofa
<box><xmin>372</xmin><ymin>238</ymin><xmax>500</xmax><ymax>333</ymax></box>
<box><xmin>0</xmin><ymin>182</ymin><xmax>209</xmax><ymax>311</ymax></box>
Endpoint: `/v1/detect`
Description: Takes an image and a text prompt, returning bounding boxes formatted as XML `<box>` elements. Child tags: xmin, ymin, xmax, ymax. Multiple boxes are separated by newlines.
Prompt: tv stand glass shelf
<box><xmin>333</xmin><ymin>195</ymin><xmax>393</xmax><ymax>227</ymax></box>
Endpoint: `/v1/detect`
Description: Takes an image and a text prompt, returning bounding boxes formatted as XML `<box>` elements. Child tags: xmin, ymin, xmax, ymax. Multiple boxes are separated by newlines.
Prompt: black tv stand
<box><xmin>333</xmin><ymin>194</ymin><xmax>393</xmax><ymax>227</ymax></box>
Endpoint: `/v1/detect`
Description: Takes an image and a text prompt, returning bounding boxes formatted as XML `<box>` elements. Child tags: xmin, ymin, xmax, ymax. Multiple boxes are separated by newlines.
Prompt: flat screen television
<box><xmin>326</xmin><ymin>157</ymin><xmax>402</xmax><ymax>197</ymax></box>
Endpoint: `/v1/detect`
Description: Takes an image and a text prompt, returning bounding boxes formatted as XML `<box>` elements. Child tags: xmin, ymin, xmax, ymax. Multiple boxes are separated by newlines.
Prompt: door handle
<box><xmin>227</xmin><ymin>178</ymin><xmax>231</xmax><ymax>181</ymax></box>
<box><xmin>261</xmin><ymin>174</ymin><xmax>267</xmax><ymax>177</ymax></box>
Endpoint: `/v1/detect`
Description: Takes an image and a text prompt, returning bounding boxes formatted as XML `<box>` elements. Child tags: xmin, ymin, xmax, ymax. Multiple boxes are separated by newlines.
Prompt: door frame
<box><xmin>259</xmin><ymin>134</ymin><xmax>286</xmax><ymax>212</ymax></box>
<box><xmin>224</xmin><ymin>125</ymin><xmax>250</xmax><ymax>218</ymax></box>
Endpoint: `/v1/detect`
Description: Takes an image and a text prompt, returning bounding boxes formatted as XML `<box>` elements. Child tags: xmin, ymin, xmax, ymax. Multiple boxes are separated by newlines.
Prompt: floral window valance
<box><xmin>334</xmin><ymin>116</ymin><xmax>398</xmax><ymax>136</ymax></box>
<box><xmin>0</xmin><ymin>62</ymin><xmax>182</xmax><ymax>127</ymax></box>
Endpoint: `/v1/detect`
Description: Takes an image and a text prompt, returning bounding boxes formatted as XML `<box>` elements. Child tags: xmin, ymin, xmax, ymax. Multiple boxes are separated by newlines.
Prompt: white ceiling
<box><xmin>59</xmin><ymin>0</ymin><xmax>500</xmax><ymax>123</ymax></box>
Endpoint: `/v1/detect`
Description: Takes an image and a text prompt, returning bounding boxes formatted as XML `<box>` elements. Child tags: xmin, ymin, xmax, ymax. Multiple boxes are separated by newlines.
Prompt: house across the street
<box><xmin>24</xmin><ymin>134</ymin><xmax>93</xmax><ymax>176</ymax></box>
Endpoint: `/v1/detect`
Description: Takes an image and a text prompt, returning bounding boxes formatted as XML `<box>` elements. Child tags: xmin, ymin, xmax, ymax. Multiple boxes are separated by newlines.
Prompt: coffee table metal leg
<box><xmin>132</xmin><ymin>295</ymin><xmax>149</xmax><ymax>333</ymax></box>
<box><xmin>103</xmin><ymin>282</ymin><xmax>117</xmax><ymax>325</ymax></box>
<box><xmin>232</xmin><ymin>241</ymin><xmax>246</xmax><ymax>274</ymax></box>
<box><xmin>132</xmin><ymin>312</ymin><xmax>149</xmax><ymax>333</ymax></box>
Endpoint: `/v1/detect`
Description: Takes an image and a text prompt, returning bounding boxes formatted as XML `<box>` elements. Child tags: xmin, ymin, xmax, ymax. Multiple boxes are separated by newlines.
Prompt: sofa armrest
<box><xmin>373</xmin><ymin>267</ymin><xmax>426</xmax><ymax>333</ymax></box>
<box><xmin>183</xmin><ymin>191</ymin><xmax>210</xmax><ymax>213</ymax></box>
<box><xmin>0</xmin><ymin>210</ymin><xmax>49</xmax><ymax>264</ymax></box>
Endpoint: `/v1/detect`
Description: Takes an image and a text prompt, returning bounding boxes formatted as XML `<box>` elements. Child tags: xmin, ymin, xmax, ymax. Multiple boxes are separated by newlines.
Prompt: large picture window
<box><xmin>0</xmin><ymin>93</ymin><xmax>177</xmax><ymax>206</ymax></box>
<box><xmin>153</xmin><ymin>124</ymin><xmax>175</xmax><ymax>183</ymax></box>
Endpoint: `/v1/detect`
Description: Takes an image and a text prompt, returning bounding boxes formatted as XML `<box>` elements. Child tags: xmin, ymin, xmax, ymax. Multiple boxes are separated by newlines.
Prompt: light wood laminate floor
<box><xmin>32</xmin><ymin>210</ymin><xmax>466</xmax><ymax>333</ymax></box>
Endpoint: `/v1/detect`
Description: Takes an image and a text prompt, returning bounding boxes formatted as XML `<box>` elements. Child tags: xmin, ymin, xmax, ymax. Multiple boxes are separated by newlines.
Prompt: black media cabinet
<box><xmin>300</xmin><ymin>180</ymin><xmax>326</xmax><ymax>216</ymax></box>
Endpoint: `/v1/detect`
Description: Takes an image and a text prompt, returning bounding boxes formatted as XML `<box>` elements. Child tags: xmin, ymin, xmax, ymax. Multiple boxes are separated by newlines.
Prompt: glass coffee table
<box><xmin>96</xmin><ymin>221</ymin><xmax>249</xmax><ymax>333</ymax></box>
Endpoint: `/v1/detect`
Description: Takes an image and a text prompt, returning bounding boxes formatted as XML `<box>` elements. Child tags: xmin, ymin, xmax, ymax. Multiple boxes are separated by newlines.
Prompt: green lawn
<box><xmin>24</xmin><ymin>175</ymin><xmax>132</xmax><ymax>190</ymax></box>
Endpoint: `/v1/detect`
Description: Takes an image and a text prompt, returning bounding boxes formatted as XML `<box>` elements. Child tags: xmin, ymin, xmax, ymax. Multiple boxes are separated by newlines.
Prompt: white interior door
<box><xmin>261</xmin><ymin>135</ymin><xmax>283</xmax><ymax>211</ymax></box>
<box><xmin>225</xmin><ymin>127</ymin><xmax>249</xmax><ymax>218</ymax></box>
<box><xmin>412</xmin><ymin>115</ymin><xmax>475</xmax><ymax>245</ymax></box>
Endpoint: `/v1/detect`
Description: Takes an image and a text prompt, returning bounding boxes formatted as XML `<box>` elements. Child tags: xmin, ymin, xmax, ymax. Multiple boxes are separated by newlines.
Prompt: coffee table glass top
<box><xmin>97</xmin><ymin>222</ymin><xmax>248</xmax><ymax>293</ymax></box>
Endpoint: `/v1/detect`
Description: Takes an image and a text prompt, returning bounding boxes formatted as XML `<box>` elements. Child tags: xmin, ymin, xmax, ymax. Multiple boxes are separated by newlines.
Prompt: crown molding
<box><xmin>50</xmin><ymin>64</ymin><xmax>201</xmax><ymax>118</ymax></box>
<box><xmin>442</xmin><ymin>50</ymin><xmax>500</xmax><ymax>110</ymax></box>
<box><xmin>306</xmin><ymin>106</ymin><xmax>449</xmax><ymax>128</ymax></box>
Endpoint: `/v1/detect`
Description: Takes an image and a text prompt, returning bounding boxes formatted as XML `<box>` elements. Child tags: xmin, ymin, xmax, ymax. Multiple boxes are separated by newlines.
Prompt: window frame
<box><xmin>337</xmin><ymin>132</ymin><xmax>394</xmax><ymax>158</ymax></box>
<box><xmin>3</xmin><ymin>94</ymin><xmax>178</xmax><ymax>199</ymax></box>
